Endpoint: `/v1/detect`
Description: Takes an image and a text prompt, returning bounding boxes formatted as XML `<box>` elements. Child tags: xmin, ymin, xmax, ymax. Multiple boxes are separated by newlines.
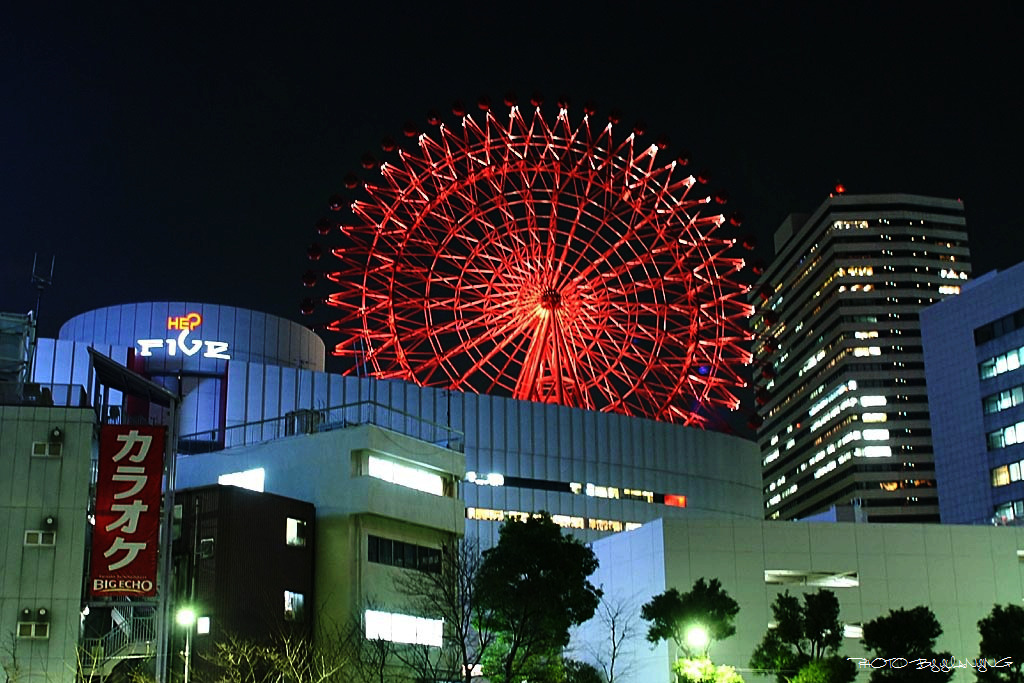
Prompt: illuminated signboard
<box><xmin>136</xmin><ymin>312</ymin><xmax>230</xmax><ymax>359</ymax></box>
<box><xmin>90</xmin><ymin>425</ymin><xmax>165</xmax><ymax>597</ymax></box>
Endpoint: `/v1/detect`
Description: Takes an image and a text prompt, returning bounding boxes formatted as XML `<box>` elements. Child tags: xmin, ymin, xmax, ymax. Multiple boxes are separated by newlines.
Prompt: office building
<box><xmin>750</xmin><ymin>193</ymin><xmax>970</xmax><ymax>522</ymax></box>
<box><xmin>922</xmin><ymin>261</ymin><xmax>1024</xmax><ymax>524</ymax></box>
<box><xmin>169</xmin><ymin>486</ymin><xmax>316</xmax><ymax>666</ymax></box>
<box><xmin>0</xmin><ymin>312</ymin><xmax>95</xmax><ymax>683</ymax></box>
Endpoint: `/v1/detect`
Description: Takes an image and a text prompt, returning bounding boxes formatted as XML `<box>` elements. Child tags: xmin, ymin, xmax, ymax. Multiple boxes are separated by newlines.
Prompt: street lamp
<box><xmin>685</xmin><ymin>623</ymin><xmax>709</xmax><ymax>656</ymax></box>
<box><xmin>175</xmin><ymin>607</ymin><xmax>196</xmax><ymax>683</ymax></box>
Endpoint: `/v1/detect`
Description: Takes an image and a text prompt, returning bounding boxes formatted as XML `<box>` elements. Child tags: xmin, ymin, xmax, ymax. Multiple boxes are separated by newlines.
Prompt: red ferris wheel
<box><xmin>310</xmin><ymin>96</ymin><xmax>753</xmax><ymax>427</ymax></box>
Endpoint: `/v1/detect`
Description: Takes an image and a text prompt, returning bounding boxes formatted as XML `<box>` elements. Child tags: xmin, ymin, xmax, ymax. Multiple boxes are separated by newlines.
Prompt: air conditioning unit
<box><xmin>285</xmin><ymin>409</ymin><xmax>322</xmax><ymax>436</ymax></box>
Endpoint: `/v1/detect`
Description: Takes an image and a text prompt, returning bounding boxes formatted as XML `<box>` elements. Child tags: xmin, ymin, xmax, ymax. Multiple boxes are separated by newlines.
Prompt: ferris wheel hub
<box><xmin>539</xmin><ymin>289</ymin><xmax>562</xmax><ymax>310</ymax></box>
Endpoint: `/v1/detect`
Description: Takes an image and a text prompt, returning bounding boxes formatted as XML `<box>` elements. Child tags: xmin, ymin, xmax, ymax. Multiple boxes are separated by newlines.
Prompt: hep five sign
<box><xmin>90</xmin><ymin>425</ymin><xmax>165</xmax><ymax>597</ymax></box>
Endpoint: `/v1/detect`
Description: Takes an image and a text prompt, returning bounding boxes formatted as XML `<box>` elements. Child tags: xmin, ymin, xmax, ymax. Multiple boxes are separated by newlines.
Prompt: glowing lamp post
<box><xmin>685</xmin><ymin>623</ymin><xmax>710</xmax><ymax>656</ymax></box>
<box><xmin>175</xmin><ymin>607</ymin><xmax>196</xmax><ymax>683</ymax></box>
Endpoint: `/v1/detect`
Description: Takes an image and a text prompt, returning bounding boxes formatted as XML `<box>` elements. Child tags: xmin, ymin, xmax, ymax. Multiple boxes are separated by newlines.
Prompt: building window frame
<box><xmin>23</xmin><ymin>530</ymin><xmax>56</xmax><ymax>546</ymax></box>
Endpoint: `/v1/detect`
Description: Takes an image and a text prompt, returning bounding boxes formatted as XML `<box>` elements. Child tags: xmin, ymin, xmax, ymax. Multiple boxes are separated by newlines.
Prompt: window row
<box><xmin>466</xmin><ymin>507</ymin><xmax>642</xmax><ymax>533</ymax></box>
<box><xmin>368</xmin><ymin>455</ymin><xmax>445</xmax><ymax>497</ymax></box>
<box><xmin>979</xmin><ymin>346</ymin><xmax>1024</xmax><ymax>380</ymax></box>
<box><xmin>368</xmin><ymin>535</ymin><xmax>441</xmax><ymax>574</ymax></box>
<box><xmin>986</xmin><ymin>420</ymin><xmax>1024</xmax><ymax>450</ymax></box>
<box><xmin>994</xmin><ymin>500</ymin><xmax>1024</xmax><ymax>524</ymax></box>
<box><xmin>983</xmin><ymin>385</ymin><xmax>1024</xmax><ymax>416</ymax></box>
<box><xmin>31</xmin><ymin>441</ymin><xmax>63</xmax><ymax>457</ymax></box>
<box><xmin>464</xmin><ymin>472</ymin><xmax>684</xmax><ymax>507</ymax></box>
<box><xmin>975</xmin><ymin>308</ymin><xmax>1024</xmax><ymax>345</ymax></box>
<box><xmin>365</xmin><ymin>609</ymin><xmax>442</xmax><ymax>648</ymax></box>
<box><xmin>17</xmin><ymin>622</ymin><xmax>49</xmax><ymax>639</ymax></box>
<box><xmin>991</xmin><ymin>459</ymin><xmax>1024</xmax><ymax>487</ymax></box>
<box><xmin>24</xmin><ymin>530</ymin><xmax>56</xmax><ymax>546</ymax></box>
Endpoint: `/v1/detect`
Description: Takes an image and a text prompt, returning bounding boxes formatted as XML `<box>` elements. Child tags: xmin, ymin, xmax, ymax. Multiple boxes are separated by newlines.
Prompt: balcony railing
<box><xmin>0</xmin><ymin>381</ymin><xmax>89</xmax><ymax>407</ymax></box>
<box><xmin>180</xmin><ymin>400</ymin><xmax>464</xmax><ymax>454</ymax></box>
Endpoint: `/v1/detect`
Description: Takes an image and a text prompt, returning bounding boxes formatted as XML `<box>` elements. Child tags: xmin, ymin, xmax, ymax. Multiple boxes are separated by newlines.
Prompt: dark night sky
<box><xmin>3</xmin><ymin>2</ymin><xmax>1022</xmax><ymax>365</ymax></box>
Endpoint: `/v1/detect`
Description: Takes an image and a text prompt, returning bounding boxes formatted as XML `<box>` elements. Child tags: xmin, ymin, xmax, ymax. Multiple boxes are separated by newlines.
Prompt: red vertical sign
<box><xmin>90</xmin><ymin>425</ymin><xmax>165</xmax><ymax>597</ymax></box>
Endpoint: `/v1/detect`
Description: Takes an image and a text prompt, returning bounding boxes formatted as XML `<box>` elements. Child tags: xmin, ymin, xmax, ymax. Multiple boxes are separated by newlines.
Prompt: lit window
<box><xmin>588</xmin><ymin>518</ymin><xmax>624</xmax><ymax>532</ymax></box>
<box><xmin>862</xmin><ymin>429</ymin><xmax>890</xmax><ymax>441</ymax></box>
<box><xmin>860</xmin><ymin>395</ymin><xmax>887</xmax><ymax>408</ymax></box>
<box><xmin>368</xmin><ymin>455</ymin><xmax>444</xmax><ymax>496</ymax></box>
<box><xmin>197</xmin><ymin>616</ymin><xmax>210</xmax><ymax>635</ymax></box>
<box><xmin>664</xmin><ymin>494</ymin><xmax>687</xmax><ymax>508</ymax></box>
<box><xmin>861</xmin><ymin>446</ymin><xmax>892</xmax><ymax>458</ymax></box>
<box><xmin>286</xmin><ymin>518</ymin><xmax>307</xmax><ymax>547</ymax></box>
<box><xmin>551</xmin><ymin>514</ymin><xmax>585</xmax><ymax>529</ymax></box>
<box><xmin>218</xmin><ymin>468</ymin><xmax>265</xmax><ymax>492</ymax></box>
<box><xmin>284</xmin><ymin>591</ymin><xmax>304</xmax><ymax>621</ymax></box>
<box><xmin>365</xmin><ymin>610</ymin><xmax>443</xmax><ymax>647</ymax></box>
<box><xmin>466</xmin><ymin>507</ymin><xmax>505</xmax><ymax>522</ymax></box>
<box><xmin>764</xmin><ymin>569</ymin><xmax>858</xmax><ymax>587</ymax></box>
<box><xmin>993</xmin><ymin>466</ymin><xmax>1011</xmax><ymax>487</ymax></box>
<box><xmin>862</xmin><ymin>413</ymin><xmax>887</xmax><ymax>423</ymax></box>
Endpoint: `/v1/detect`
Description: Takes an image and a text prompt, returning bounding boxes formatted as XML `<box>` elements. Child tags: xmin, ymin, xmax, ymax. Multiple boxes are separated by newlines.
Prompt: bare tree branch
<box><xmin>392</xmin><ymin>536</ymin><xmax>495</xmax><ymax>683</ymax></box>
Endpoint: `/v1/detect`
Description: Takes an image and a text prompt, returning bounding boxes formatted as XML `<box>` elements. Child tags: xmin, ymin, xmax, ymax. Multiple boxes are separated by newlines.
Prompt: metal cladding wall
<box><xmin>219</xmin><ymin>365</ymin><xmax>763</xmax><ymax>543</ymax></box>
<box><xmin>59</xmin><ymin>302</ymin><xmax>325</xmax><ymax>372</ymax></box>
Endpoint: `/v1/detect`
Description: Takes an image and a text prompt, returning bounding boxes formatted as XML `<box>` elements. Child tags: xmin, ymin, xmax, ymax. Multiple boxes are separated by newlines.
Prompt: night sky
<box><xmin>3</xmin><ymin>3</ymin><xmax>1022</xmax><ymax>369</ymax></box>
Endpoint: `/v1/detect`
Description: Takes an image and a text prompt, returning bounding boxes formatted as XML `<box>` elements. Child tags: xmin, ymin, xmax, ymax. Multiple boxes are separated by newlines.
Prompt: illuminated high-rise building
<box><xmin>750</xmin><ymin>193</ymin><xmax>970</xmax><ymax>522</ymax></box>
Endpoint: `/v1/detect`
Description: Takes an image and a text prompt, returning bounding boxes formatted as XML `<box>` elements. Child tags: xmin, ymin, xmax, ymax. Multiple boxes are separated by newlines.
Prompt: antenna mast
<box><xmin>27</xmin><ymin>254</ymin><xmax>55</xmax><ymax>383</ymax></box>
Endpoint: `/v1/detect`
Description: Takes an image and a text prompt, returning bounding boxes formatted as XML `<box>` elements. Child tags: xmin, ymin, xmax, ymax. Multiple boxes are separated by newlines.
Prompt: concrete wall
<box><xmin>581</xmin><ymin>518</ymin><xmax>1024</xmax><ymax>683</ymax></box>
<box><xmin>0</xmin><ymin>405</ymin><xmax>95</xmax><ymax>683</ymax></box>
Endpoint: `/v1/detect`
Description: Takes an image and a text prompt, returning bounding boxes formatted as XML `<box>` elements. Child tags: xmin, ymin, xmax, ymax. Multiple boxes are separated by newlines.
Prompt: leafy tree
<box><xmin>641</xmin><ymin>578</ymin><xmax>740</xmax><ymax>659</ymax></box>
<box><xmin>393</xmin><ymin>536</ymin><xmax>495</xmax><ymax>683</ymax></box>
<box><xmin>672</xmin><ymin>657</ymin><xmax>745</xmax><ymax>683</ymax></box>
<box><xmin>749</xmin><ymin>590</ymin><xmax>850</xmax><ymax>683</ymax></box>
<box><xmin>787</xmin><ymin>657</ymin><xmax>856</xmax><ymax>683</ymax></box>
<box><xmin>563</xmin><ymin>658</ymin><xmax>605</xmax><ymax>683</ymax></box>
<box><xmin>860</xmin><ymin>606</ymin><xmax>952</xmax><ymax>682</ymax></box>
<box><xmin>976</xmin><ymin>604</ymin><xmax>1024</xmax><ymax>683</ymax></box>
<box><xmin>476</xmin><ymin>513</ymin><xmax>602</xmax><ymax>683</ymax></box>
